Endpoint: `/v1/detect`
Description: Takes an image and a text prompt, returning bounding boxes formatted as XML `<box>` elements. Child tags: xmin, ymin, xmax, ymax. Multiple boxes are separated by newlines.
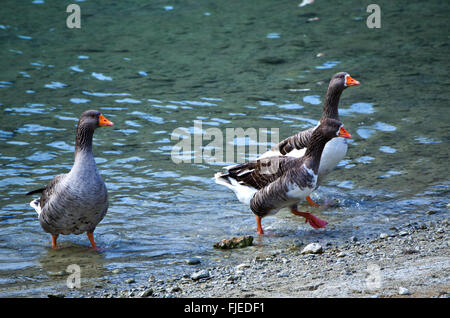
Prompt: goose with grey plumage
<box><xmin>26</xmin><ymin>110</ymin><xmax>114</xmax><ymax>249</ymax></box>
<box><xmin>259</xmin><ymin>72</ymin><xmax>360</xmax><ymax>207</ymax></box>
<box><xmin>215</xmin><ymin>118</ymin><xmax>352</xmax><ymax>235</ymax></box>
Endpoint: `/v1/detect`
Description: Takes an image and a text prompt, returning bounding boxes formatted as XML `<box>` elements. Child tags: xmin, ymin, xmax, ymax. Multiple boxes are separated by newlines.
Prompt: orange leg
<box><xmin>306</xmin><ymin>196</ymin><xmax>320</xmax><ymax>207</ymax></box>
<box><xmin>255</xmin><ymin>215</ymin><xmax>264</xmax><ymax>235</ymax></box>
<box><xmin>87</xmin><ymin>232</ymin><xmax>98</xmax><ymax>249</ymax></box>
<box><xmin>290</xmin><ymin>209</ymin><xmax>328</xmax><ymax>229</ymax></box>
<box><xmin>51</xmin><ymin>234</ymin><xmax>58</xmax><ymax>249</ymax></box>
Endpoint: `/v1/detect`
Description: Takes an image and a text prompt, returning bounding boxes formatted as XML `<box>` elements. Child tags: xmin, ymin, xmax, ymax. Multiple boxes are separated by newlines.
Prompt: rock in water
<box><xmin>213</xmin><ymin>236</ymin><xmax>253</xmax><ymax>249</ymax></box>
<box><xmin>301</xmin><ymin>243</ymin><xmax>323</xmax><ymax>254</ymax></box>
<box><xmin>185</xmin><ymin>258</ymin><xmax>201</xmax><ymax>265</ymax></box>
<box><xmin>257</xmin><ymin>56</ymin><xmax>286</xmax><ymax>65</ymax></box>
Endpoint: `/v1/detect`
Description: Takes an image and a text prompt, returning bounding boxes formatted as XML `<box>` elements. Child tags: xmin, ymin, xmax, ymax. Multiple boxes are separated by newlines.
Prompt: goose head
<box><xmin>318</xmin><ymin>118</ymin><xmax>352</xmax><ymax>141</ymax></box>
<box><xmin>78</xmin><ymin>110</ymin><xmax>114</xmax><ymax>130</ymax></box>
<box><xmin>330</xmin><ymin>72</ymin><xmax>360</xmax><ymax>90</ymax></box>
<box><xmin>75</xmin><ymin>110</ymin><xmax>114</xmax><ymax>153</ymax></box>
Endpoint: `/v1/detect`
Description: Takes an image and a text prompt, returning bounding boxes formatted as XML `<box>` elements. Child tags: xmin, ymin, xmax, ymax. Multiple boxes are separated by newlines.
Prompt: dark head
<box><xmin>78</xmin><ymin>110</ymin><xmax>114</xmax><ymax>130</ymax></box>
<box><xmin>308</xmin><ymin>118</ymin><xmax>352</xmax><ymax>153</ymax></box>
<box><xmin>321</xmin><ymin>72</ymin><xmax>360</xmax><ymax>121</ymax></box>
<box><xmin>305</xmin><ymin>118</ymin><xmax>352</xmax><ymax>169</ymax></box>
<box><xmin>76</xmin><ymin>110</ymin><xmax>113</xmax><ymax>153</ymax></box>
<box><xmin>317</xmin><ymin>118</ymin><xmax>352</xmax><ymax>141</ymax></box>
<box><xmin>329</xmin><ymin>72</ymin><xmax>360</xmax><ymax>90</ymax></box>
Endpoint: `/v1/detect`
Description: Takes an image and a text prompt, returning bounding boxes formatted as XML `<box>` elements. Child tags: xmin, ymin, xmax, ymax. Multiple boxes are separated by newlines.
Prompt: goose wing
<box><xmin>38</xmin><ymin>174</ymin><xmax>67</xmax><ymax>209</ymax></box>
<box><xmin>258</xmin><ymin>127</ymin><xmax>315</xmax><ymax>159</ymax></box>
<box><xmin>219</xmin><ymin>156</ymin><xmax>299</xmax><ymax>190</ymax></box>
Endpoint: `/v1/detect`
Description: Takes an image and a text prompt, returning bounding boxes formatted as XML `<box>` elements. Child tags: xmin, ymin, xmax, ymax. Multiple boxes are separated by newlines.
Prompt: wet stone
<box><xmin>214</xmin><ymin>235</ymin><xmax>253</xmax><ymax>249</ymax></box>
<box><xmin>185</xmin><ymin>258</ymin><xmax>201</xmax><ymax>265</ymax></box>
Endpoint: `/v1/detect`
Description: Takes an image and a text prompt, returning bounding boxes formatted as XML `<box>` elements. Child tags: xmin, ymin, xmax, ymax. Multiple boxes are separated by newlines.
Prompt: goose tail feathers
<box><xmin>29</xmin><ymin>199</ymin><xmax>41</xmax><ymax>216</ymax></box>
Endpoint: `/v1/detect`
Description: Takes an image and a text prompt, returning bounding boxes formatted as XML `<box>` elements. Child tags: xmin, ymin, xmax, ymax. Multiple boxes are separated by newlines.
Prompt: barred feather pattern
<box><xmin>276</xmin><ymin>127</ymin><xmax>314</xmax><ymax>156</ymax></box>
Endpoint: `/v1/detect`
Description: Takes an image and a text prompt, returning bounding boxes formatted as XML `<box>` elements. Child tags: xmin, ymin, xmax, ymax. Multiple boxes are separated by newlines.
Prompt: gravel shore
<box><xmin>108</xmin><ymin>217</ymin><xmax>449</xmax><ymax>298</ymax></box>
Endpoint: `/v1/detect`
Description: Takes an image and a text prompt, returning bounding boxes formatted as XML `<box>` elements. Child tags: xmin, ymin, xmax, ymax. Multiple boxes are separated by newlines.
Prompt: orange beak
<box><xmin>99</xmin><ymin>114</ymin><xmax>114</xmax><ymax>127</ymax></box>
<box><xmin>338</xmin><ymin>126</ymin><xmax>352</xmax><ymax>139</ymax></box>
<box><xmin>346</xmin><ymin>75</ymin><xmax>360</xmax><ymax>87</ymax></box>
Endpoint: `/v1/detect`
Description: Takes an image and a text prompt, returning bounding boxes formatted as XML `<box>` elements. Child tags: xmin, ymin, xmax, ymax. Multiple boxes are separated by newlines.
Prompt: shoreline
<box><xmin>107</xmin><ymin>217</ymin><xmax>449</xmax><ymax>298</ymax></box>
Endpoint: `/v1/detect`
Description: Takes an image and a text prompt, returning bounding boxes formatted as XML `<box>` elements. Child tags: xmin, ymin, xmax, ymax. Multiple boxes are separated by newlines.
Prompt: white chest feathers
<box><xmin>318</xmin><ymin>137</ymin><xmax>348</xmax><ymax>176</ymax></box>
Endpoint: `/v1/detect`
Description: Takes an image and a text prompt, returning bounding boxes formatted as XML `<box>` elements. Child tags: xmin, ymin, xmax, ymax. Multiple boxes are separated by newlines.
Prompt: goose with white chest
<box><xmin>215</xmin><ymin>118</ymin><xmax>352</xmax><ymax>235</ymax></box>
<box><xmin>27</xmin><ymin>110</ymin><xmax>114</xmax><ymax>249</ymax></box>
<box><xmin>259</xmin><ymin>72</ymin><xmax>360</xmax><ymax>207</ymax></box>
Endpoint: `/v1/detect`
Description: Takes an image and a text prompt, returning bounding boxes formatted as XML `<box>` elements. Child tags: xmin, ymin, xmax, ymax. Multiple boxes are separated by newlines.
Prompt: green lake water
<box><xmin>0</xmin><ymin>0</ymin><xmax>448</xmax><ymax>296</ymax></box>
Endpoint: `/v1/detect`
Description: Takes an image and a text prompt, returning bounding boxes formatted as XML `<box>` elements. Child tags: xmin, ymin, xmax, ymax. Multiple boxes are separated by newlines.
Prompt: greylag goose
<box><xmin>215</xmin><ymin>118</ymin><xmax>352</xmax><ymax>235</ymax></box>
<box><xmin>26</xmin><ymin>110</ymin><xmax>114</xmax><ymax>249</ymax></box>
<box><xmin>258</xmin><ymin>72</ymin><xmax>359</xmax><ymax>207</ymax></box>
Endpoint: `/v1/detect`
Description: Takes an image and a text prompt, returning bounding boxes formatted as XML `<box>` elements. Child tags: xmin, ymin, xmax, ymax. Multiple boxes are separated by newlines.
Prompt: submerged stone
<box><xmin>213</xmin><ymin>235</ymin><xmax>253</xmax><ymax>249</ymax></box>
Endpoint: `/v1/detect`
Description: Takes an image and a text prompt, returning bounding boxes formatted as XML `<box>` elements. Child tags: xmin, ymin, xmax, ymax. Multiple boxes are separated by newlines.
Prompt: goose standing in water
<box><xmin>27</xmin><ymin>110</ymin><xmax>114</xmax><ymax>249</ymax></box>
<box><xmin>259</xmin><ymin>72</ymin><xmax>359</xmax><ymax>207</ymax></box>
<box><xmin>215</xmin><ymin>118</ymin><xmax>352</xmax><ymax>235</ymax></box>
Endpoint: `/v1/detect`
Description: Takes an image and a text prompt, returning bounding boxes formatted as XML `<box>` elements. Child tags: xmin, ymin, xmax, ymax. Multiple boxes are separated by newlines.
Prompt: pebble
<box><xmin>140</xmin><ymin>288</ymin><xmax>153</xmax><ymax>297</ymax></box>
<box><xmin>399</xmin><ymin>287</ymin><xmax>411</xmax><ymax>295</ymax></box>
<box><xmin>277</xmin><ymin>272</ymin><xmax>289</xmax><ymax>278</ymax></box>
<box><xmin>47</xmin><ymin>271</ymin><xmax>65</xmax><ymax>276</ymax></box>
<box><xmin>125</xmin><ymin>278</ymin><xmax>135</xmax><ymax>284</ymax></box>
<box><xmin>399</xmin><ymin>231</ymin><xmax>409</xmax><ymax>236</ymax></box>
<box><xmin>379</xmin><ymin>233</ymin><xmax>389</xmax><ymax>239</ymax></box>
<box><xmin>167</xmin><ymin>286</ymin><xmax>181</xmax><ymax>293</ymax></box>
<box><xmin>185</xmin><ymin>258</ymin><xmax>201</xmax><ymax>265</ymax></box>
<box><xmin>337</xmin><ymin>252</ymin><xmax>346</xmax><ymax>258</ymax></box>
<box><xmin>236</xmin><ymin>263</ymin><xmax>250</xmax><ymax>270</ymax></box>
<box><xmin>301</xmin><ymin>243</ymin><xmax>323</xmax><ymax>254</ymax></box>
<box><xmin>350</xmin><ymin>236</ymin><xmax>358</xmax><ymax>242</ymax></box>
<box><xmin>191</xmin><ymin>270</ymin><xmax>210</xmax><ymax>281</ymax></box>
